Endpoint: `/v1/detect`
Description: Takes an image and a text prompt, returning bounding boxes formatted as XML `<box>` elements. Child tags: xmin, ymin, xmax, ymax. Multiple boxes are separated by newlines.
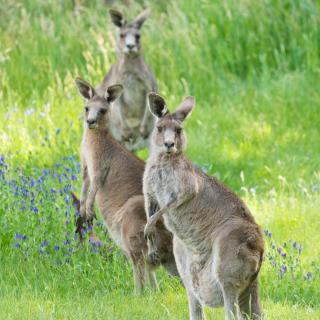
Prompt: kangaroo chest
<box><xmin>148</xmin><ymin>163</ymin><xmax>180</xmax><ymax>209</ymax></box>
<box><xmin>147</xmin><ymin>161</ymin><xmax>193</xmax><ymax>241</ymax></box>
<box><xmin>119</xmin><ymin>73</ymin><xmax>147</xmax><ymax>123</ymax></box>
<box><xmin>147</xmin><ymin>159</ymin><xmax>212</xmax><ymax>253</ymax></box>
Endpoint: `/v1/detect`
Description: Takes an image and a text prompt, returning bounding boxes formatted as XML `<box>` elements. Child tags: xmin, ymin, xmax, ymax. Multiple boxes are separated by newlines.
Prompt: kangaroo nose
<box><xmin>87</xmin><ymin>119</ymin><xmax>96</xmax><ymax>125</ymax></box>
<box><xmin>127</xmin><ymin>44</ymin><xmax>135</xmax><ymax>50</ymax></box>
<box><xmin>164</xmin><ymin>142</ymin><xmax>174</xmax><ymax>149</ymax></box>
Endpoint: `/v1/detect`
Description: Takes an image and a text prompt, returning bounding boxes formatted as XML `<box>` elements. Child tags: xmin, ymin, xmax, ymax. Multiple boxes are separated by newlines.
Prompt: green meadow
<box><xmin>0</xmin><ymin>0</ymin><xmax>319</xmax><ymax>319</ymax></box>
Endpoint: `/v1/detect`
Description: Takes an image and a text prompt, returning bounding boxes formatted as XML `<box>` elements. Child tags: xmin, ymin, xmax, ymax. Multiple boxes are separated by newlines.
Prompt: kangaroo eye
<box><xmin>100</xmin><ymin>109</ymin><xmax>107</xmax><ymax>115</ymax></box>
<box><xmin>176</xmin><ymin>128</ymin><xmax>182</xmax><ymax>134</ymax></box>
<box><xmin>157</xmin><ymin>126</ymin><xmax>163</xmax><ymax>133</ymax></box>
<box><xmin>135</xmin><ymin>34</ymin><xmax>140</xmax><ymax>40</ymax></box>
<box><xmin>120</xmin><ymin>33</ymin><xmax>125</xmax><ymax>39</ymax></box>
<box><xmin>85</xmin><ymin>107</ymin><xmax>89</xmax><ymax>113</ymax></box>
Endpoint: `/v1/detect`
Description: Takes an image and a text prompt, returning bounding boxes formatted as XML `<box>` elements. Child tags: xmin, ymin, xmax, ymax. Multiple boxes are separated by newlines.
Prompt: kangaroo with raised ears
<box><xmin>98</xmin><ymin>8</ymin><xmax>157</xmax><ymax>151</ymax></box>
<box><xmin>143</xmin><ymin>93</ymin><xmax>264</xmax><ymax>319</ymax></box>
<box><xmin>75</xmin><ymin>78</ymin><xmax>178</xmax><ymax>294</ymax></box>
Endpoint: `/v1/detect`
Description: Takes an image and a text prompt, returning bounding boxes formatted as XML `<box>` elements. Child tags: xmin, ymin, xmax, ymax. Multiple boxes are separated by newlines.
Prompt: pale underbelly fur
<box><xmin>110</xmin><ymin>74</ymin><xmax>153</xmax><ymax>150</ymax></box>
<box><xmin>173</xmin><ymin>236</ymin><xmax>224</xmax><ymax>308</ymax></box>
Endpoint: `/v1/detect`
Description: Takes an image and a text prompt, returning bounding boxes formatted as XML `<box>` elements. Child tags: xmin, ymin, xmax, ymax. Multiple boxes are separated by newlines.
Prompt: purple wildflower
<box><xmin>25</xmin><ymin>108</ymin><xmax>35</xmax><ymax>116</ymax></box>
<box><xmin>64</xmin><ymin>194</ymin><xmax>71</xmax><ymax>204</ymax></box>
<box><xmin>279</xmin><ymin>265</ymin><xmax>287</xmax><ymax>276</ymax></box>
<box><xmin>31</xmin><ymin>206</ymin><xmax>38</xmax><ymax>214</ymax></box>
<box><xmin>29</xmin><ymin>178</ymin><xmax>36</xmax><ymax>187</ymax></box>
<box><xmin>16</xmin><ymin>233</ymin><xmax>27</xmax><ymax>240</ymax></box>
<box><xmin>41</xmin><ymin>240</ymin><xmax>49</xmax><ymax>248</ymax></box>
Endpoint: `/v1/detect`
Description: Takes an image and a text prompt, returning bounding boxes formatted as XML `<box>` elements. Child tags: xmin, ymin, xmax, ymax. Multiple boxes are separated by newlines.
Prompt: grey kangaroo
<box><xmin>75</xmin><ymin>78</ymin><xmax>177</xmax><ymax>294</ymax></box>
<box><xmin>98</xmin><ymin>8</ymin><xmax>157</xmax><ymax>151</ymax></box>
<box><xmin>143</xmin><ymin>93</ymin><xmax>264</xmax><ymax>319</ymax></box>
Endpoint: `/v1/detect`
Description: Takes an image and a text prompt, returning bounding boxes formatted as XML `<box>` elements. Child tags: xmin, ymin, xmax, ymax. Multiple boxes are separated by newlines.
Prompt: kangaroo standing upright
<box><xmin>75</xmin><ymin>78</ymin><xmax>178</xmax><ymax>294</ymax></box>
<box><xmin>98</xmin><ymin>8</ymin><xmax>157</xmax><ymax>151</ymax></box>
<box><xmin>143</xmin><ymin>93</ymin><xmax>264</xmax><ymax>319</ymax></box>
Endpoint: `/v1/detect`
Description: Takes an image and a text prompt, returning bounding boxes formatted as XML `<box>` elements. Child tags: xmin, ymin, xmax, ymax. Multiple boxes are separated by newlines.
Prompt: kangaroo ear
<box><xmin>109</xmin><ymin>9</ymin><xmax>126</xmax><ymax>27</ymax></box>
<box><xmin>75</xmin><ymin>77</ymin><xmax>95</xmax><ymax>100</ymax></box>
<box><xmin>174</xmin><ymin>96</ymin><xmax>195</xmax><ymax>122</ymax></box>
<box><xmin>105</xmin><ymin>84</ymin><xmax>123</xmax><ymax>103</ymax></box>
<box><xmin>132</xmin><ymin>8</ymin><xmax>150</xmax><ymax>29</ymax></box>
<box><xmin>148</xmin><ymin>92</ymin><xmax>169</xmax><ymax>118</ymax></box>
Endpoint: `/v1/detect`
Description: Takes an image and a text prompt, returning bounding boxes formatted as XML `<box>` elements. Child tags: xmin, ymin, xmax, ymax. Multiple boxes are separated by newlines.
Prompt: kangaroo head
<box><xmin>148</xmin><ymin>93</ymin><xmax>195</xmax><ymax>156</ymax></box>
<box><xmin>75</xmin><ymin>77</ymin><xmax>123</xmax><ymax>130</ymax></box>
<box><xmin>109</xmin><ymin>8</ymin><xmax>149</xmax><ymax>57</ymax></box>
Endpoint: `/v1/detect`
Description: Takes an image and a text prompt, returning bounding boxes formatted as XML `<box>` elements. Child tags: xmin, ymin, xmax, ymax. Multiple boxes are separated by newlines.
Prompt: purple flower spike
<box><xmin>41</xmin><ymin>240</ymin><xmax>49</xmax><ymax>248</ymax></box>
<box><xmin>96</xmin><ymin>241</ymin><xmax>103</xmax><ymax>248</ymax></box>
<box><xmin>90</xmin><ymin>247</ymin><xmax>99</xmax><ymax>253</ymax></box>
<box><xmin>29</xmin><ymin>178</ymin><xmax>36</xmax><ymax>188</ymax></box>
<box><xmin>64</xmin><ymin>194</ymin><xmax>71</xmax><ymax>204</ymax></box>
<box><xmin>279</xmin><ymin>265</ymin><xmax>287</xmax><ymax>275</ymax></box>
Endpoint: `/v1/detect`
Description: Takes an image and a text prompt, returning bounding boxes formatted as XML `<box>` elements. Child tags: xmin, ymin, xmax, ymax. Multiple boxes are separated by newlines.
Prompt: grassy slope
<box><xmin>0</xmin><ymin>0</ymin><xmax>319</xmax><ymax>319</ymax></box>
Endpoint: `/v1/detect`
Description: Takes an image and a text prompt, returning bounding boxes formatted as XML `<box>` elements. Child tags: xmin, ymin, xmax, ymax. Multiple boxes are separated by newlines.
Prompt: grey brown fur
<box><xmin>143</xmin><ymin>93</ymin><xmax>264</xmax><ymax>319</ymax></box>
<box><xmin>97</xmin><ymin>8</ymin><xmax>157</xmax><ymax>151</ymax></box>
<box><xmin>75</xmin><ymin>78</ymin><xmax>178</xmax><ymax>293</ymax></box>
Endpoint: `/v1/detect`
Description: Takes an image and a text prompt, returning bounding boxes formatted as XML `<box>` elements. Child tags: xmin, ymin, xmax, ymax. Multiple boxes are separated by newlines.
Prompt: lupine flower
<box><xmin>90</xmin><ymin>247</ymin><xmax>99</xmax><ymax>253</ymax></box>
<box><xmin>29</xmin><ymin>178</ymin><xmax>36</xmax><ymax>187</ymax></box>
<box><xmin>280</xmin><ymin>265</ymin><xmax>287</xmax><ymax>276</ymax></box>
<box><xmin>25</xmin><ymin>108</ymin><xmax>35</xmax><ymax>116</ymax></box>
<box><xmin>31</xmin><ymin>206</ymin><xmax>38</xmax><ymax>214</ymax></box>
<box><xmin>16</xmin><ymin>233</ymin><xmax>27</xmax><ymax>240</ymax></box>
<box><xmin>41</xmin><ymin>240</ymin><xmax>49</xmax><ymax>248</ymax></box>
<box><xmin>64</xmin><ymin>194</ymin><xmax>71</xmax><ymax>204</ymax></box>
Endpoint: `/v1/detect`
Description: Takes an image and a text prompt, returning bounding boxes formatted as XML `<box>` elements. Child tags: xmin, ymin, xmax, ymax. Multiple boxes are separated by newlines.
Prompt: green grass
<box><xmin>0</xmin><ymin>0</ymin><xmax>320</xmax><ymax>319</ymax></box>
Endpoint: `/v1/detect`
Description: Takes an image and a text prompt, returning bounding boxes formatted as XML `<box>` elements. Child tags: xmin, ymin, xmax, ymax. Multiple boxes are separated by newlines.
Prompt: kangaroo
<box><xmin>96</xmin><ymin>8</ymin><xmax>157</xmax><ymax>152</ymax></box>
<box><xmin>143</xmin><ymin>93</ymin><xmax>264</xmax><ymax>319</ymax></box>
<box><xmin>75</xmin><ymin>77</ymin><xmax>178</xmax><ymax>293</ymax></box>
